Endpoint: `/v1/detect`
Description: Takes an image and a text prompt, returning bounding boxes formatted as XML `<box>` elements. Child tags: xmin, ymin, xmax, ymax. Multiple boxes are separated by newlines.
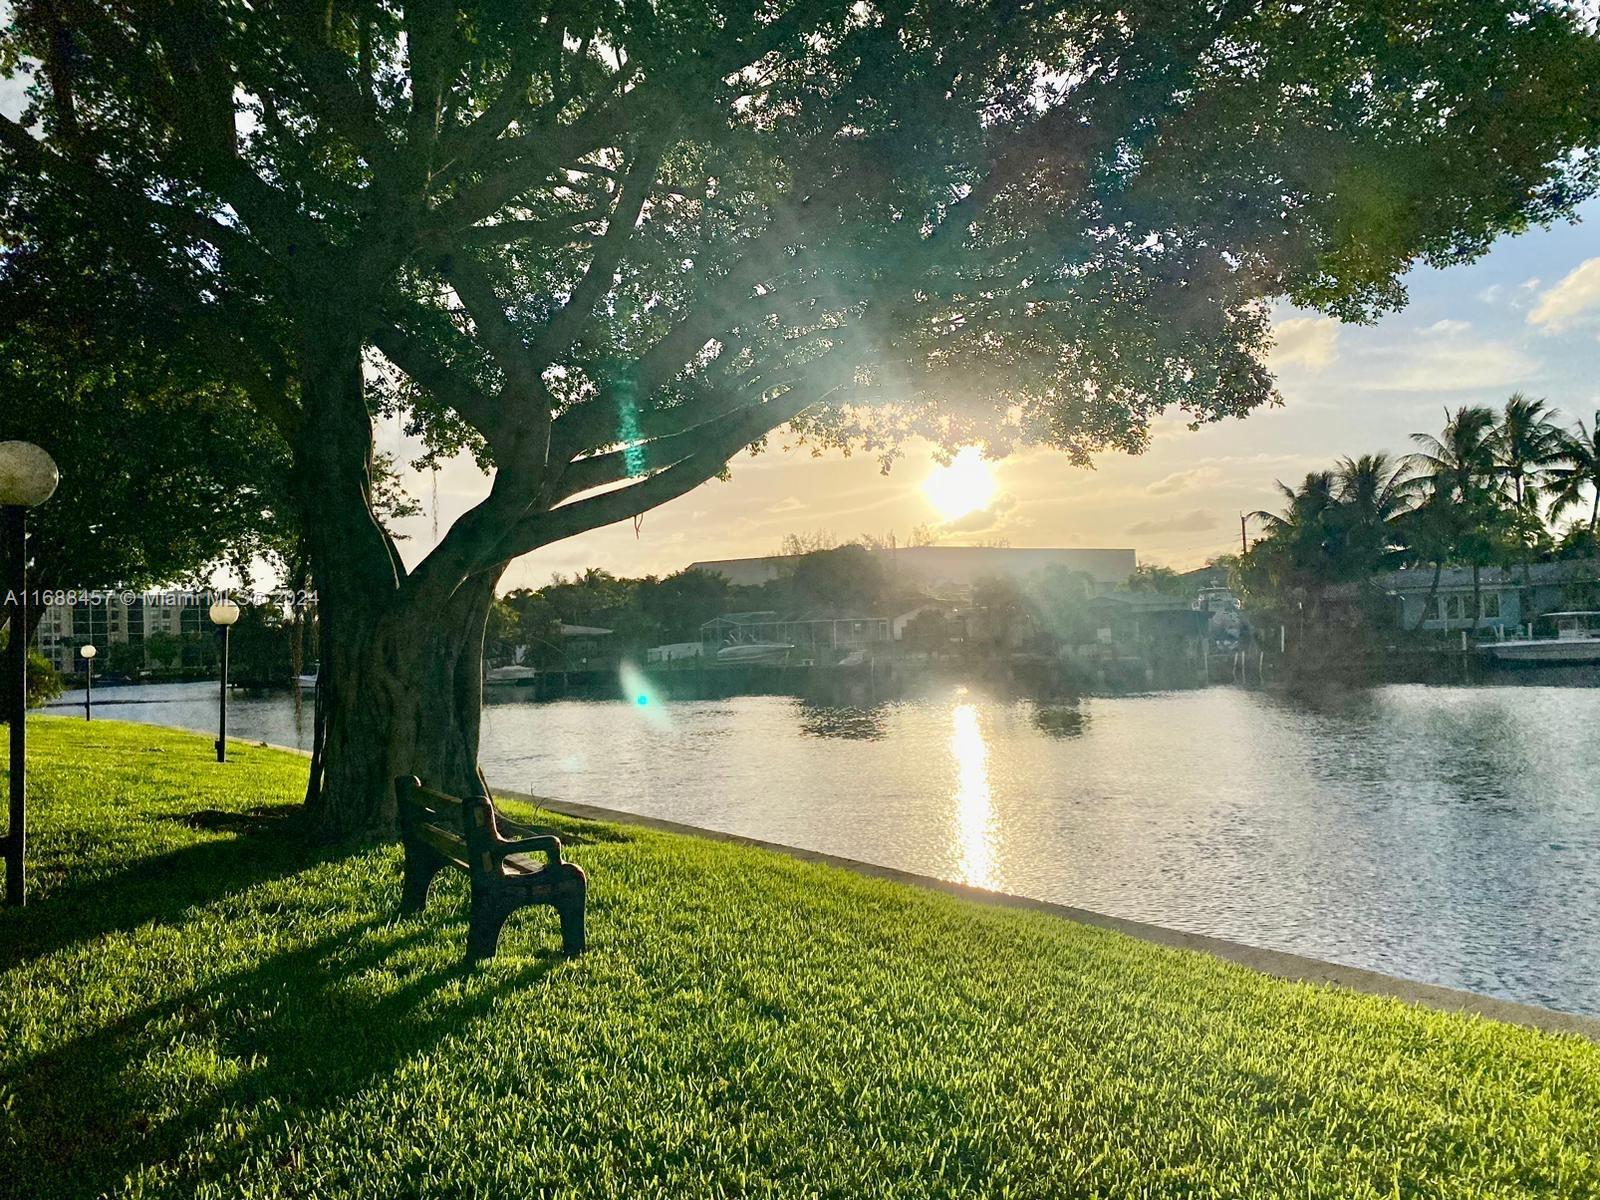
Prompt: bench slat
<box><xmin>503</xmin><ymin>853</ymin><xmax>559</xmax><ymax>877</ymax></box>
<box><xmin>413</xmin><ymin>822</ymin><xmax>471</xmax><ymax>870</ymax></box>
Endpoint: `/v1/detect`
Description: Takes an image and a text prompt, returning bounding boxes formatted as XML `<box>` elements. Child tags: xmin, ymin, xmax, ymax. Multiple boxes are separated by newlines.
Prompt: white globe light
<box><xmin>209</xmin><ymin>599</ymin><xmax>241</xmax><ymax>627</ymax></box>
<box><xmin>79</xmin><ymin>644</ymin><xmax>97</xmax><ymax>659</ymax></box>
<box><xmin>0</xmin><ymin>441</ymin><xmax>60</xmax><ymax>508</ymax></box>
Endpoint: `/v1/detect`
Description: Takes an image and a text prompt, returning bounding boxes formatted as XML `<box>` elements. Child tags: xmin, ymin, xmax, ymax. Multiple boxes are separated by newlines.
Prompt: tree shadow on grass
<box><xmin>3</xmin><ymin>896</ymin><xmax>571</xmax><ymax>1200</ymax></box>
<box><xmin>0</xmin><ymin>805</ymin><xmax>360</xmax><ymax>973</ymax></box>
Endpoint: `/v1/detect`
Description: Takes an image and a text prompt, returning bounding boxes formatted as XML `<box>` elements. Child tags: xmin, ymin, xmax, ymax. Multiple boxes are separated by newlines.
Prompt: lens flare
<box><xmin>619</xmin><ymin>661</ymin><xmax>670</xmax><ymax>727</ymax></box>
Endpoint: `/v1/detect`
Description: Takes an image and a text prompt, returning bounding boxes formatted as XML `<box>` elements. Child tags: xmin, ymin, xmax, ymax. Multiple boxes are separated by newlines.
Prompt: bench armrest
<box><xmin>493</xmin><ymin>834</ymin><xmax>564</xmax><ymax>867</ymax></box>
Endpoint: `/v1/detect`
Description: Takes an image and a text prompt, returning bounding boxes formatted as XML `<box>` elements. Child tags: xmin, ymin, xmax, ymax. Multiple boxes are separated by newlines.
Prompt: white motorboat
<box><xmin>1480</xmin><ymin>612</ymin><xmax>1600</xmax><ymax>664</ymax></box>
<box><xmin>485</xmin><ymin>664</ymin><xmax>541</xmax><ymax>687</ymax></box>
<box><xmin>296</xmin><ymin>672</ymin><xmax>318</xmax><ymax>693</ymax></box>
<box><xmin>714</xmin><ymin>642</ymin><xmax>793</xmax><ymax>665</ymax></box>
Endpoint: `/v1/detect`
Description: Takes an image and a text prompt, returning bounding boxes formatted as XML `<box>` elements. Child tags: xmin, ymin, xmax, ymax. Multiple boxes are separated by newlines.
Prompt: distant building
<box><xmin>687</xmin><ymin>545</ymin><xmax>1137</xmax><ymax>593</ymax></box>
<box><xmin>1083</xmin><ymin>592</ymin><xmax>1211</xmax><ymax>655</ymax></box>
<box><xmin>556</xmin><ymin>623</ymin><xmax>614</xmax><ymax>667</ymax></box>
<box><xmin>34</xmin><ymin>591</ymin><xmax>210</xmax><ymax>674</ymax></box>
<box><xmin>891</xmin><ymin>604</ymin><xmax>946</xmax><ymax>640</ymax></box>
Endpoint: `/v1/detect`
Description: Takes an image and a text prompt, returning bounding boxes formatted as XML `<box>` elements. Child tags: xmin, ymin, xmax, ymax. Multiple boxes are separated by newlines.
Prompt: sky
<box><xmin>5</xmin><ymin>53</ymin><xmax>1599</xmax><ymax>586</ymax></box>
<box><xmin>386</xmin><ymin>202</ymin><xmax>1600</xmax><ymax>587</ymax></box>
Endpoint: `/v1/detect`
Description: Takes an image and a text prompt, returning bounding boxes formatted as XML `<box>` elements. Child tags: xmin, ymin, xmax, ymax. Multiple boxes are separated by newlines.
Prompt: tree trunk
<box><xmin>1409</xmin><ymin>560</ymin><xmax>1444</xmax><ymax>633</ymax></box>
<box><xmin>306</xmin><ymin>570</ymin><xmax>500</xmax><ymax>838</ymax></box>
<box><xmin>288</xmin><ymin>322</ymin><xmax>505</xmax><ymax>839</ymax></box>
<box><xmin>1471</xmin><ymin>563</ymin><xmax>1482</xmax><ymax>637</ymax></box>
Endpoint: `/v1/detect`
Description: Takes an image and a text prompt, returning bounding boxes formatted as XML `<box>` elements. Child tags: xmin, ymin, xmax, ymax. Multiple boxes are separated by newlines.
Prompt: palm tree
<box><xmin>1332</xmin><ymin>453</ymin><xmax>1414</xmax><ymax>578</ymax></box>
<box><xmin>1251</xmin><ymin>471</ymin><xmax>1340</xmax><ymax>619</ymax></box>
<box><xmin>1549</xmin><ymin>412</ymin><xmax>1600</xmax><ymax>535</ymax></box>
<box><xmin>1396</xmin><ymin>497</ymin><xmax>1456</xmax><ymax>632</ymax></box>
<box><xmin>1494</xmin><ymin>393</ymin><xmax>1563</xmax><ymax>590</ymax></box>
<box><xmin>1252</xmin><ymin>472</ymin><xmax>1338</xmax><ymax>541</ymax></box>
<box><xmin>1495</xmin><ymin>393</ymin><xmax>1564</xmax><ymax>509</ymax></box>
<box><xmin>1407</xmin><ymin>405</ymin><xmax>1501</xmax><ymax>629</ymax></box>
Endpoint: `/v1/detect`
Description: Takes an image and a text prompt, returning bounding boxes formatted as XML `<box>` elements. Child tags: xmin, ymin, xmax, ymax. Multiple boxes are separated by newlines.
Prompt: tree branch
<box><xmin>439</xmin><ymin>2</ymin><xmax>567</xmax><ymax>171</ymax></box>
<box><xmin>438</xmin><ymin>253</ymin><xmax>542</xmax><ymax>403</ymax></box>
<box><xmin>368</xmin><ymin>319</ymin><xmax>509</xmax><ymax>447</ymax></box>
<box><xmin>525</xmin><ymin>126</ymin><xmax>673</xmax><ymax>363</ymax></box>
<box><xmin>0</xmin><ymin>113</ymin><xmax>285</xmax><ymax>283</ymax></box>
<box><xmin>511</xmin><ymin>384</ymin><xmax>827</xmax><ymax>561</ymax></box>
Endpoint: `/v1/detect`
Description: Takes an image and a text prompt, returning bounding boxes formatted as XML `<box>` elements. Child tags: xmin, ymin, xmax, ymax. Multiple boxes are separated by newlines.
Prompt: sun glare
<box><xmin>922</xmin><ymin>447</ymin><xmax>998</xmax><ymax>521</ymax></box>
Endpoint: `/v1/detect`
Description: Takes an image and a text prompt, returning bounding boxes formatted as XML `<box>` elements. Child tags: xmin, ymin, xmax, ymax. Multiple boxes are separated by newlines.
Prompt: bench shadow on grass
<box><xmin>4</xmin><ymin>815</ymin><xmax>573</xmax><ymax>1199</ymax></box>
<box><xmin>1</xmin><ymin>800</ymin><xmax>617</xmax><ymax>975</ymax></box>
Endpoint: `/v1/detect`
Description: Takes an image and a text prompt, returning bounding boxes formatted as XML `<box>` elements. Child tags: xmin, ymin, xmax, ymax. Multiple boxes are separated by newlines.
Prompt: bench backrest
<box><xmin>396</xmin><ymin>775</ymin><xmax>500</xmax><ymax>878</ymax></box>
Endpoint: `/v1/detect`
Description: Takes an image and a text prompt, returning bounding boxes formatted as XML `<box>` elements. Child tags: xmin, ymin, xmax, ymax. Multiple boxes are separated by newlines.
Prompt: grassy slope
<box><xmin>1</xmin><ymin>718</ymin><xmax>1597</xmax><ymax>1200</ymax></box>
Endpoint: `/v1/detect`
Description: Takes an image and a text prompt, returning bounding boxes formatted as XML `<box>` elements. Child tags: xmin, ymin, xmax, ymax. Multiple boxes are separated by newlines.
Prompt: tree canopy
<box><xmin>7</xmin><ymin>1</ymin><xmax>1599</xmax><ymax>597</ymax></box>
<box><xmin>0</xmin><ymin>249</ymin><xmax>294</xmax><ymax>625</ymax></box>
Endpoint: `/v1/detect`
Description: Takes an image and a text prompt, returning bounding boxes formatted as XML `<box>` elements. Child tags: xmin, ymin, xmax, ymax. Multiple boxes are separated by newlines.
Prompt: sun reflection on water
<box><xmin>950</xmin><ymin>702</ymin><xmax>996</xmax><ymax>888</ymax></box>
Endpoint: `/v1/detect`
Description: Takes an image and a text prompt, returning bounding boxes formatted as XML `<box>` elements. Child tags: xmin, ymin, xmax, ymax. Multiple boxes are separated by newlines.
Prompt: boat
<box><xmin>714</xmin><ymin>642</ymin><xmax>794</xmax><ymax>665</ymax></box>
<box><xmin>1479</xmin><ymin>612</ymin><xmax>1600</xmax><ymax>664</ymax></box>
<box><xmin>485</xmin><ymin>664</ymin><xmax>541</xmax><ymax>688</ymax></box>
<box><xmin>296</xmin><ymin>671</ymin><xmax>318</xmax><ymax>693</ymax></box>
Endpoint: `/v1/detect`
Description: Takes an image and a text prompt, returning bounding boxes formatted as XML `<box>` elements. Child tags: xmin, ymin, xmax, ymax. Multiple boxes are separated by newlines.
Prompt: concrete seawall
<box><xmin>500</xmin><ymin>786</ymin><xmax>1600</xmax><ymax>1042</ymax></box>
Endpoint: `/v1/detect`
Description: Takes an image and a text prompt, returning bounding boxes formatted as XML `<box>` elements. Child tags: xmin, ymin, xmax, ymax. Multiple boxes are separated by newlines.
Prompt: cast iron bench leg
<box><xmin>400</xmin><ymin>847</ymin><xmax>445</xmax><ymax>916</ymax></box>
<box><xmin>466</xmin><ymin>889</ymin><xmax>514</xmax><ymax>963</ymax></box>
<box><xmin>557</xmin><ymin>887</ymin><xmax>587</xmax><ymax>955</ymax></box>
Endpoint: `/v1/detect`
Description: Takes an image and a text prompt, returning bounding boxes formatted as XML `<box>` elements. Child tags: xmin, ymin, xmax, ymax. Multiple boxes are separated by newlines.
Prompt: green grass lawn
<box><xmin>3</xmin><ymin>717</ymin><xmax>1598</xmax><ymax>1199</ymax></box>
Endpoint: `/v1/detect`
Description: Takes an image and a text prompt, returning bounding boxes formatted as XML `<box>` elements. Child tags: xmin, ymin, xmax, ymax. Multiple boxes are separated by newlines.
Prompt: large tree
<box><xmin>5</xmin><ymin>1</ymin><xmax>1599</xmax><ymax>834</ymax></box>
<box><xmin>1330</xmin><ymin>453</ymin><xmax>1413</xmax><ymax>579</ymax></box>
<box><xmin>1248</xmin><ymin>470</ymin><xmax>1341</xmax><ymax>615</ymax></box>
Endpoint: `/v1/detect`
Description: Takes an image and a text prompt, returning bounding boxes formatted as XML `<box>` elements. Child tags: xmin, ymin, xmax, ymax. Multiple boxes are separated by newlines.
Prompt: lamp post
<box><xmin>208</xmin><ymin>599</ymin><xmax>240</xmax><ymax>763</ymax></box>
<box><xmin>1</xmin><ymin>440</ymin><xmax>60</xmax><ymax>907</ymax></box>
<box><xmin>79</xmin><ymin>644</ymin><xmax>96</xmax><ymax>721</ymax></box>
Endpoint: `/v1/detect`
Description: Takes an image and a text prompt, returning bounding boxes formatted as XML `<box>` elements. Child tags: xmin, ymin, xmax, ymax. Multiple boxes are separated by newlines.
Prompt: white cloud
<box><xmin>1361</xmin><ymin>340</ymin><xmax>1537</xmax><ymax>393</ymax></box>
<box><xmin>1126</xmin><ymin>509</ymin><xmax>1219</xmax><ymax>536</ymax></box>
<box><xmin>1423</xmin><ymin>319</ymin><xmax>1470</xmax><ymax>336</ymax></box>
<box><xmin>1269</xmin><ymin>316</ymin><xmax>1341</xmax><ymax>371</ymax></box>
<box><xmin>1529</xmin><ymin>258</ymin><xmax>1600</xmax><ymax>332</ymax></box>
<box><xmin>939</xmin><ymin>493</ymin><xmax>1018</xmax><ymax>534</ymax></box>
<box><xmin>1147</xmin><ymin>466</ymin><xmax>1224</xmax><ymax>496</ymax></box>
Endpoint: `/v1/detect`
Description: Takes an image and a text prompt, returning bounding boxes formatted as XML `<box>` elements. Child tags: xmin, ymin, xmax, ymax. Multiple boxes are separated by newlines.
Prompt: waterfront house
<box><xmin>700</xmin><ymin>610</ymin><xmax>892</xmax><ymax>662</ymax></box>
<box><xmin>1375</xmin><ymin>560</ymin><xmax>1598</xmax><ymax>634</ymax></box>
<box><xmin>556</xmin><ymin>623</ymin><xmax>616</xmax><ymax>668</ymax></box>
<box><xmin>1081</xmin><ymin>591</ymin><xmax>1211</xmax><ymax>661</ymax></box>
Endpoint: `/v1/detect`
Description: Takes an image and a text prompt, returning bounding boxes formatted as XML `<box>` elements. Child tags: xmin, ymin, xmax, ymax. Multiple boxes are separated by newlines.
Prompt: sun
<box><xmin>922</xmin><ymin>447</ymin><xmax>998</xmax><ymax>521</ymax></box>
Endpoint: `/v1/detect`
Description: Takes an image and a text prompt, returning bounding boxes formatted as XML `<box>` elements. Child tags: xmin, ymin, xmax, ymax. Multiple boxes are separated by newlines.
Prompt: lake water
<box><xmin>47</xmin><ymin>680</ymin><xmax>1600</xmax><ymax>1017</ymax></box>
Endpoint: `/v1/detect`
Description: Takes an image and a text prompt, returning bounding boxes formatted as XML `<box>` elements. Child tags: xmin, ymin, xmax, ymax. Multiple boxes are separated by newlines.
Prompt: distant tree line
<box><xmin>489</xmin><ymin>543</ymin><xmax>942</xmax><ymax>666</ymax></box>
<box><xmin>487</xmin><ymin>543</ymin><xmax>1192</xmax><ymax>676</ymax></box>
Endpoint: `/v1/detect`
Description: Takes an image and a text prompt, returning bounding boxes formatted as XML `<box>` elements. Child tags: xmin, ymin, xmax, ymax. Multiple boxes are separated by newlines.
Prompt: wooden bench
<box><xmin>396</xmin><ymin>775</ymin><xmax>587</xmax><ymax>961</ymax></box>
